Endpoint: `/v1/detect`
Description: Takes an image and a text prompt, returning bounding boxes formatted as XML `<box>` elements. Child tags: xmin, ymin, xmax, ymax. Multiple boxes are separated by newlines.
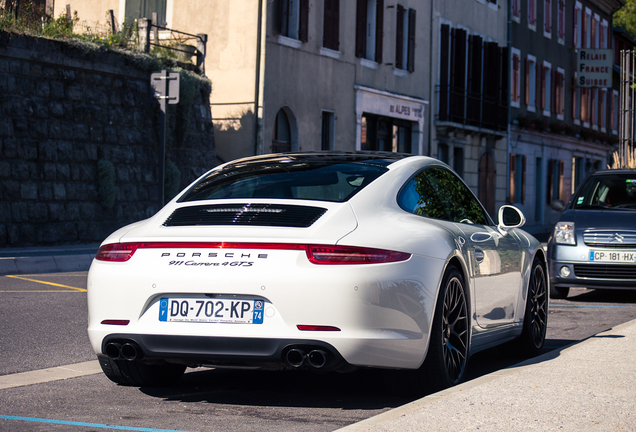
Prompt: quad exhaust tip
<box><xmin>285</xmin><ymin>348</ymin><xmax>329</xmax><ymax>369</ymax></box>
<box><xmin>105</xmin><ymin>341</ymin><xmax>141</xmax><ymax>361</ymax></box>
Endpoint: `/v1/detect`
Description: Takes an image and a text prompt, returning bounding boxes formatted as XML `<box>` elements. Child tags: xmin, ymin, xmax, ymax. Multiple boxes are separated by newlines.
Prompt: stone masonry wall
<box><xmin>0</xmin><ymin>32</ymin><xmax>216</xmax><ymax>248</ymax></box>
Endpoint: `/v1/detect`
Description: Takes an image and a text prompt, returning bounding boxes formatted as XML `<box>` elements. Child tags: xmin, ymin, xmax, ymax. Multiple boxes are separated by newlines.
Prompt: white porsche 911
<box><xmin>87</xmin><ymin>151</ymin><xmax>548</xmax><ymax>391</ymax></box>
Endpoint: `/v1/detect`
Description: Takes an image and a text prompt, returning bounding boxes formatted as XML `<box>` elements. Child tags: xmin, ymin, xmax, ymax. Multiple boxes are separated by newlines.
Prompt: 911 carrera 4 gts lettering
<box><xmin>168</xmin><ymin>260</ymin><xmax>254</xmax><ymax>267</ymax></box>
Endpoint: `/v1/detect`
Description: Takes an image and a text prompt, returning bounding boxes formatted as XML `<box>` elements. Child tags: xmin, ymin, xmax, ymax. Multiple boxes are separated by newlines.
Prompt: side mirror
<box><xmin>550</xmin><ymin>199</ymin><xmax>565</xmax><ymax>212</ymax></box>
<box><xmin>498</xmin><ymin>205</ymin><xmax>526</xmax><ymax>232</ymax></box>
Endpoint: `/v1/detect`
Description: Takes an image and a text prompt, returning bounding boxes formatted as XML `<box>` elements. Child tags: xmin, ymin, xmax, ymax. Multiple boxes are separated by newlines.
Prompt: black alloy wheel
<box><xmin>518</xmin><ymin>259</ymin><xmax>548</xmax><ymax>356</ymax></box>
<box><xmin>419</xmin><ymin>265</ymin><xmax>469</xmax><ymax>391</ymax></box>
<box><xmin>441</xmin><ymin>271</ymin><xmax>469</xmax><ymax>383</ymax></box>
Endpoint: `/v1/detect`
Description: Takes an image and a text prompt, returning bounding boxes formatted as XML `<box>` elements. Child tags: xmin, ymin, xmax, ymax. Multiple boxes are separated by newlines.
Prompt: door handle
<box><xmin>474</xmin><ymin>248</ymin><xmax>485</xmax><ymax>263</ymax></box>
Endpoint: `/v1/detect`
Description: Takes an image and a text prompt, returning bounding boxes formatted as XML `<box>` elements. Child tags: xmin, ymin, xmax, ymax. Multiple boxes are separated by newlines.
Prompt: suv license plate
<box><xmin>159</xmin><ymin>298</ymin><xmax>264</xmax><ymax>324</ymax></box>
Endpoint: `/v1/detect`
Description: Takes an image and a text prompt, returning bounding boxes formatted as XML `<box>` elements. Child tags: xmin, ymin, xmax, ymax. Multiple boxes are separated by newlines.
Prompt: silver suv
<box><xmin>547</xmin><ymin>169</ymin><xmax>636</xmax><ymax>299</ymax></box>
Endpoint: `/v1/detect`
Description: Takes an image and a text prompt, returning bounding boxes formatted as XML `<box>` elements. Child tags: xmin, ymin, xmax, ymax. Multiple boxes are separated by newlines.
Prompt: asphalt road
<box><xmin>1</xmin><ymin>273</ymin><xmax>635</xmax><ymax>432</ymax></box>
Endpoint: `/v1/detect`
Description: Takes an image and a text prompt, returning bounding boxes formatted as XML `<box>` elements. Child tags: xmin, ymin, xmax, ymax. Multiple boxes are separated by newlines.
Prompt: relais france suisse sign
<box><xmin>577</xmin><ymin>49</ymin><xmax>613</xmax><ymax>88</ymax></box>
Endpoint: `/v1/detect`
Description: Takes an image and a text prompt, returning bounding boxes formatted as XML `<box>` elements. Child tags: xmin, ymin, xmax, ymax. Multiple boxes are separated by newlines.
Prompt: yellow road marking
<box><xmin>2</xmin><ymin>275</ymin><xmax>87</xmax><ymax>292</ymax></box>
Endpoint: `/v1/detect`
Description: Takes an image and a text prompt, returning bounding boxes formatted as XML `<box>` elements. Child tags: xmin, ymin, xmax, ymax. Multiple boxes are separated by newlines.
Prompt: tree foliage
<box><xmin>615</xmin><ymin>0</ymin><xmax>636</xmax><ymax>39</ymax></box>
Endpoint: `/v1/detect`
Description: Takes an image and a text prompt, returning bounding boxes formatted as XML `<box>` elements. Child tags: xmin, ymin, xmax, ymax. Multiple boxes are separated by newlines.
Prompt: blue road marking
<box><xmin>550</xmin><ymin>304</ymin><xmax>636</xmax><ymax>309</ymax></box>
<box><xmin>0</xmin><ymin>415</ymin><xmax>198</xmax><ymax>432</ymax></box>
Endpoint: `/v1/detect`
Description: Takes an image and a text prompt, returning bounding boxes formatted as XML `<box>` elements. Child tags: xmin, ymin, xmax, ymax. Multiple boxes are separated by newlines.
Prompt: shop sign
<box><xmin>577</xmin><ymin>49</ymin><xmax>612</xmax><ymax>88</ymax></box>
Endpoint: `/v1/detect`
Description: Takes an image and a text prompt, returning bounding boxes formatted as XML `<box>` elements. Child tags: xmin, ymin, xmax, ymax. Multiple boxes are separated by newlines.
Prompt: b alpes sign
<box><xmin>577</xmin><ymin>49</ymin><xmax>613</xmax><ymax>88</ymax></box>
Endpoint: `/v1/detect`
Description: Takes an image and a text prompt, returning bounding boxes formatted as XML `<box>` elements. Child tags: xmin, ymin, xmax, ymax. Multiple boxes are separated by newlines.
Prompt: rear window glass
<box><xmin>573</xmin><ymin>173</ymin><xmax>636</xmax><ymax>210</ymax></box>
<box><xmin>179</xmin><ymin>162</ymin><xmax>388</xmax><ymax>203</ymax></box>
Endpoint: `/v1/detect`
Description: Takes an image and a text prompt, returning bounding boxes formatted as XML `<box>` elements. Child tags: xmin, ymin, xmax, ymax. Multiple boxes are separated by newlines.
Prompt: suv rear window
<box><xmin>179</xmin><ymin>161</ymin><xmax>388</xmax><ymax>203</ymax></box>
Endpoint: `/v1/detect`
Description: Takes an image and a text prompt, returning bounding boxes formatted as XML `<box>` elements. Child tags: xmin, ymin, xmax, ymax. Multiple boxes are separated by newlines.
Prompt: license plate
<box><xmin>589</xmin><ymin>250</ymin><xmax>636</xmax><ymax>263</ymax></box>
<box><xmin>159</xmin><ymin>298</ymin><xmax>264</xmax><ymax>324</ymax></box>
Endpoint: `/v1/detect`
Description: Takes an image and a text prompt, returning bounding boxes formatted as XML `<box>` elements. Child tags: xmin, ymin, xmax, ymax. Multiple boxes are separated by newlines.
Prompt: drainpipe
<box><xmin>506</xmin><ymin>0</ymin><xmax>512</xmax><ymax>212</ymax></box>
<box><xmin>428</xmin><ymin>0</ymin><xmax>435</xmax><ymax>157</ymax></box>
<box><xmin>254</xmin><ymin>0</ymin><xmax>264</xmax><ymax>155</ymax></box>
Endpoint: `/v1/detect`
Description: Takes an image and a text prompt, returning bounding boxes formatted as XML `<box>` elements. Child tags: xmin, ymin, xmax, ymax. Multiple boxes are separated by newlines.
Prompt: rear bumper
<box><xmin>102</xmin><ymin>333</ymin><xmax>351</xmax><ymax>371</ymax></box>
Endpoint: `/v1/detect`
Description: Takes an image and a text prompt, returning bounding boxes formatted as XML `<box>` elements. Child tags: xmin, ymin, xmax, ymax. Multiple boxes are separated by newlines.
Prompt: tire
<box><xmin>517</xmin><ymin>259</ymin><xmax>548</xmax><ymax>357</ymax></box>
<box><xmin>98</xmin><ymin>356</ymin><xmax>186</xmax><ymax>387</ymax></box>
<box><xmin>418</xmin><ymin>265</ymin><xmax>469</xmax><ymax>392</ymax></box>
<box><xmin>550</xmin><ymin>284</ymin><xmax>569</xmax><ymax>299</ymax></box>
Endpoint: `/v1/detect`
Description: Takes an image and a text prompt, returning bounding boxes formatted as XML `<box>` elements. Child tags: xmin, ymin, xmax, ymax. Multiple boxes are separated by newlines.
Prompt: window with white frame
<box><xmin>125</xmin><ymin>0</ymin><xmax>167</xmax><ymax>26</ymax></box>
<box><xmin>591</xmin><ymin>14</ymin><xmax>599</xmax><ymax>48</ymax></box>
<box><xmin>355</xmin><ymin>0</ymin><xmax>384</xmax><ymax>63</ymax></box>
<box><xmin>529</xmin><ymin>0</ymin><xmax>537</xmax><ymax>31</ymax></box>
<box><xmin>512</xmin><ymin>48</ymin><xmax>521</xmax><ymax>108</ymax></box>
<box><xmin>280</xmin><ymin>0</ymin><xmax>309</xmax><ymax>42</ymax></box>
<box><xmin>600</xmin><ymin>19</ymin><xmax>608</xmax><ymax>48</ymax></box>
<box><xmin>583</xmin><ymin>8</ymin><xmax>591</xmax><ymax>48</ymax></box>
<box><xmin>541</xmin><ymin>61</ymin><xmax>552</xmax><ymax>115</ymax></box>
<box><xmin>573</xmin><ymin>2</ymin><xmax>582</xmax><ymax>48</ymax></box>
<box><xmin>323</xmin><ymin>0</ymin><xmax>340</xmax><ymax>51</ymax></box>
<box><xmin>525</xmin><ymin>55</ymin><xmax>537</xmax><ymax>112</ymax></box>
<box><xmin>512</xmin><ymin>0</ymin><xmax>520</xmax><ymax>22</ymax></box>
<box><xmin>581</xmin><ymin>87</ymin><xmax>590</xmax><ymax>125</ymax></box>
<box><xmin>557</xmin><ymin>0</ymin><xmax>565</xmax><ymax>44</ymax></box>
<box><xmin>544</xmin><ymin>0</ymin><xmax>552</xmax><ymax>38</ymax></box>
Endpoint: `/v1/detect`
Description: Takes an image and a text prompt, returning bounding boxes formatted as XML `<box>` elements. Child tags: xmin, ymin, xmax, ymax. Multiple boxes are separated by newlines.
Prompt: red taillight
<box><xmin>101</xmin><ymin>320</ymin><xmax>130</xmax><ymax>325</ymax></box>
<box><xmin>305</xmin><ymin>245</ymin><xmax>411</xmax><ymax>265</ymax></box>
<box><xmin>95</xmin><ymin>242</ymin><xmax>410</xmax><ymax>265</ymax></box>
<box><xmin>95</xmin><ymin>243</ymin><xmax>140</xmax><ymax>262</ymax></box>
<box><xmin>297</xmin><ymin>325</ymin><xmax>341</xmax><ymax>331</ymax></box>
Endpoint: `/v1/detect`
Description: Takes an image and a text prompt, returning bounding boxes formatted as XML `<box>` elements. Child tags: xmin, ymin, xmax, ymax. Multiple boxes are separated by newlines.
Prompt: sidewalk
<box><xmin>337</xmin><ymin>319</ymin><xmax>636</xmax><ymax>432</ymax></box>
<box><xmin>0</xmin><ymin>244</ymin><xmax>99</xmax><ymax>275</ymax></box>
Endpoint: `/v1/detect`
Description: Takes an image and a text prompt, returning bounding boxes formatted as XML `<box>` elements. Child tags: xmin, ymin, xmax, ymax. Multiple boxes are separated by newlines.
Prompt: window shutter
<box><xmin>439</xmin><ymin>24</ymin><xmax>450</xmax><ymax>121</ymax></box>
<box><xmin>407</xmin><ymin>9</ymin><xmax>416</xmax><ymax>72</ymax></box>
<box><xmin>551</xmin><ymin>68</ymin><xmax>555</xmax><ymax>113</ymax></box>
<box><xmin>279</xmin><ymin>0</ymin><xmax>288</xmax><ymax>35</ymax></box>
<box><xmin>558</xmin><ymin>160</ymin><xmax>564</xmax><ymax>200</ymax></box>
<box><xmin>355</xmin><ymin>0</ymin><xmax>366</xmax><ymax>58</ymax></box>
<box><xmin>573</xmin><ymin>5</ymin><xmax>578</xmax><ymax>45</ymax></box>
<box><xmin>396</xmin><ymin>5</ymin><xmax>405</xmax><ymax>69</ymax></box>
<box><xmin>299</xmin><ymin>0</ymin><xmax>309</xmax><ymax>42</ymax></box>
<box><xmin>521</xmin><ymin>155</ymin><xmax>527</xmax><ymax>204</ymax></box>
<box><xmin>324</xmin><ymin>0</ymin><xmax>333</xmax><ymax>49</ymax></box>
<box><xmin>498</xmin><ymin>46</ymin><xmax>509</xmax><ymax>129</ymax></box>
<box><xmin>509</xmin><ymin>154</ymin><xmax>516</xmax><ymax>204</ymax></box>
<box><xmin>536</xmin><ymin>62</ymin><xmax>542</xmax><ymax>111</ymax></box>
<box><xmin>333</xmin><ymin>0</ymin><xmax>340</xmax><ymax>50</ymax></box>
<box><xmin>375</xmin><ymin>0</ymin><xmax>384</xmax><ymax>63</ymax></box>
<box><xmin>525</xmin><ymin>58</ymin><xmax>530</xmax><ymax>105</ymax></box>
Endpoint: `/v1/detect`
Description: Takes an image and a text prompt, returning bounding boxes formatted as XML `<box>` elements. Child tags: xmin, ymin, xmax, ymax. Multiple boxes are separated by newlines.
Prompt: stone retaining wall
<box><xmin>0</xmin><ymin>32</ymin><xmax>216</xmax><ymax>247</ymax></box>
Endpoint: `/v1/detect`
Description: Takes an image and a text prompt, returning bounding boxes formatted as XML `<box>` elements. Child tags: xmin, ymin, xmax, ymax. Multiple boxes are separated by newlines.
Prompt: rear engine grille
<box><xmin>573</xmin><ymin>264</ymin><xmax>636</xmax><ymax>279</ymax></box>
<box><xmin>163</xmin><ymin>203</ymin><xmax>327</xmax><ymax>228</ymax></box>
<box><xmin>584</xmin><ymin>231</ymin><xmax>636</xmax><ymax>249</ymax></box>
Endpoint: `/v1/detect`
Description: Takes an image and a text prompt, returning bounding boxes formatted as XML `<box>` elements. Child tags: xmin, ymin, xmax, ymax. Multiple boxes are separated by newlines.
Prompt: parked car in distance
<box><xmin>548</xmin><ymin>169</ymin><xmax>636</xmax><ymax>299</ymax></box>
<box><xmin>87</xmin><ymin>151</ymin><xmax>548</xmax><ymax>393</ymax></box>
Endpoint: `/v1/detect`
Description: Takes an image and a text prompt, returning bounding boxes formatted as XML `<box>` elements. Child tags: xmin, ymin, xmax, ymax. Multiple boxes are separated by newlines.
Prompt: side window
<box><xmin>399</xmin><ymin>166</ymin><xmax>488</xmax><ymax>225</ymax></box>
<box><xmin>398</xmin><ymin>171</ymin><xmax>448</xmax><ymax>220</ymax></box>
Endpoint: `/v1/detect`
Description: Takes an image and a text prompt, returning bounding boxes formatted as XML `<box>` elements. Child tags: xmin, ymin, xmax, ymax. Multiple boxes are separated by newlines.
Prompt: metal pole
<box><xmin>158</xmin><ymin>70</ymin><xmax>167</xmax><ymax>208</ymax></box>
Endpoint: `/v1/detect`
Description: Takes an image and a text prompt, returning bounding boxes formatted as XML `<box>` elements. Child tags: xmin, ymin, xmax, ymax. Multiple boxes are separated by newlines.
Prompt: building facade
<box><xmin>509</xmin><ymin>0</ymin><xmax>622</xmax><ymax>236</ymax></box>
<box><xmin>429</xmin><ymin>0</ymin><xmax>510</xmax><ymax>219</ymax></box>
